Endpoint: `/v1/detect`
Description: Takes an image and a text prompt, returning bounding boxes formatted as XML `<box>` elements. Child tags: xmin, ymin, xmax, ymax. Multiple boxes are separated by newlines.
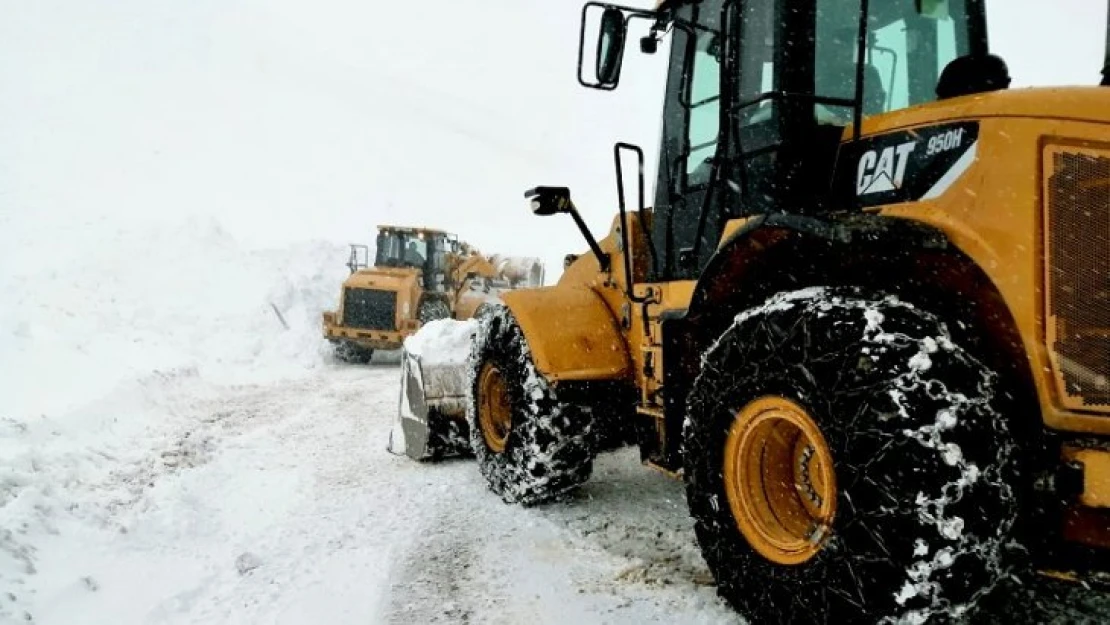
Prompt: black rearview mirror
<box><xmin>523</xmin><ymin>185</ymin><xmax>611</xmax><ymax>272</ymax></box>
<box><xmin>578</xmin><ymin>4</ymin><xmax>637</xmax><ymax>90</ymax></box>
<box><xmin>524</xmin><ymin>187</ymin><xmax>571</xmax><ymax>216</ymax></box>
<box><xmin>596</xmin><ymin>9</ymin><xmax>627</xmax><ymax>86</ymax></box>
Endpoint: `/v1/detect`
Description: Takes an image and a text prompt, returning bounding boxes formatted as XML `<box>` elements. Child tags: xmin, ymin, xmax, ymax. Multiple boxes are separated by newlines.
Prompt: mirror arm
<box><xmin>567</xmin><ymin>205</ymin><xmax>611</xmax><ymax>273</ymax></box>
<box><xmin>525</xmin><ymin>187</ymin><xmax>610</xmax><ymax>272</ymax></box>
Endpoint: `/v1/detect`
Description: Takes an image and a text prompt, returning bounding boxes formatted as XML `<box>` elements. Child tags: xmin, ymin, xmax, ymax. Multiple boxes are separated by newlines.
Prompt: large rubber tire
<box><xmin>684</xmin><ymin>286</ymin><xmax>1022</xmax><ymax>624</ymax></box>
<box><xmin>465</xmin><ymin>304</ymin><xmax>595</xmax><ymax>506</ymax></box>
<box><xmin>333</xmin><ymin>341</ymin><xmax>373</xmax><ymax>364</ymax></box>
<box><xmin>419</xmin><ymin>298</ymin><xmax>452</xmax><ymax>324</ymax></box>
<box><xmin>422</xmin><ymin>409</ymin><xmax>472</xmax><ymax>461</ymax></box>
<box><xmin>473</xmin><ymin>302</ymin><xmax>497</xmax><ymax>321</ymax></box>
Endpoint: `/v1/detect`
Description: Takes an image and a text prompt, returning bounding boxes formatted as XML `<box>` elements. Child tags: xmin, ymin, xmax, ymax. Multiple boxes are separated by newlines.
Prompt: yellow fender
<box><xmin>500</xmin><ymin>286</ymin><xmax>632</xmax><ymax>384</ymax></box>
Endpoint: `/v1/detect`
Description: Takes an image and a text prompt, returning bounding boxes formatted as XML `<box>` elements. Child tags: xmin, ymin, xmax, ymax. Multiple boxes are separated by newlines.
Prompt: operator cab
<box><xmin>578</xmin><ymin>0</ymin><xmax>990</xmax><ymax>279</ymax></box>
<box><xmin>375</xmin><ymin>227</ymin><xmax>457</xmax><ymax>291</ymax></box>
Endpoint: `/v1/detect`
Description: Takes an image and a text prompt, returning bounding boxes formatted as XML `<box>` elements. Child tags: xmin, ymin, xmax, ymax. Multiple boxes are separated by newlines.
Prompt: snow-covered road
<box><xmin>6</xmin><ymin>356</ymin><xmax>1110</xmax><ymax>624</ymax></box>
<box><xmin>8</xmin><ymin>360</ymin><xmax>739</xmax><ymax>625</ymax></box>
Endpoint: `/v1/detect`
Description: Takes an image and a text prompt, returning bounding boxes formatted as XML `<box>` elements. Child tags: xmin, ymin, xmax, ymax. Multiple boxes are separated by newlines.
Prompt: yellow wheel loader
<box><xmin>322</xmin><ymin>225</ymin><xmax>544</xmax><ymax>363</ymax></box>
<box><xmin>399</xmin><ymin>0</ymin><xmax>1110</xmax><ymax>621</ymax></box>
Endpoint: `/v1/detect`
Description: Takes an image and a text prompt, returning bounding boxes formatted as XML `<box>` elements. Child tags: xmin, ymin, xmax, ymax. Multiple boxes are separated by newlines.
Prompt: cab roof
<box><xmin>376</xmin><ymin>224</ymin><xmax>455</xmax><ymax>238</ymax></box>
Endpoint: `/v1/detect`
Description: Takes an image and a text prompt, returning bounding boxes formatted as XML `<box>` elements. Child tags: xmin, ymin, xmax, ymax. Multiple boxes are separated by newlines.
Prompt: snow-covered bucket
<box><xmin>388</xmin><ymin>318</ymin><xmax>477</xmax><ymax>460</ymax></box>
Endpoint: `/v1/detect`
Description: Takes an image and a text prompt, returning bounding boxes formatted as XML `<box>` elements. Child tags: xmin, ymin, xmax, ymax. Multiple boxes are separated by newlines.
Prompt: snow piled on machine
<box><xmin>400</xmin><ymin>317</ymin><xmax>479</xmax><ymax>365</ymax></box>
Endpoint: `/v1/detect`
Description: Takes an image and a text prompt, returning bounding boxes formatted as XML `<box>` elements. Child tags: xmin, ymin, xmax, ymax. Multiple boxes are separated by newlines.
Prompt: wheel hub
<box><xmin>723</xmin><ymin>396</ymin><xmax>837</xmax><ymax>565</ymax></box>
<box><xmin>478</xmin><ymin>363</ymin><xmax>512</xmax><ymax>453</ymax></box>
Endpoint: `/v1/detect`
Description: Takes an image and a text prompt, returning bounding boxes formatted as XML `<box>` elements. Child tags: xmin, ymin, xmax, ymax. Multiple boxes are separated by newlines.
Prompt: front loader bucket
<box><xmin>387</xmin><ymin>319</ymin><xmax>477</xmax><ymax>461</ymax></box>
<box><xmin>389</xmin><ymin>351</ymin><xmax>435</xmax><ymax>460</ymax></box>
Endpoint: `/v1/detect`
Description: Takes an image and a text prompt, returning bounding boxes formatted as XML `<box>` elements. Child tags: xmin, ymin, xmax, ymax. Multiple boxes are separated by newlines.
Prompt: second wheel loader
<box><xmin>322</xmin><ymin>225</ymin><xmax>543</xmax><ymax>363</ymax></box>
<box><xmin>400</xmin><ymin>0</ymin><xmax>1110</xmax><ymax>622</ymax></box>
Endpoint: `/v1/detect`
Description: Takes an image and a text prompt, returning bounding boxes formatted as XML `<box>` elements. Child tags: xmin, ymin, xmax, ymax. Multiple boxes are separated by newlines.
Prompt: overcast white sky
<box><xmin>987</xmin><ymin>0</ymin><xmax>1107</xmax><ymax>86</ymax></box>
<box><xmin>0</xmin><ymin>0</ymin><xmax>1105</xmax><ymax>281</ymax></box>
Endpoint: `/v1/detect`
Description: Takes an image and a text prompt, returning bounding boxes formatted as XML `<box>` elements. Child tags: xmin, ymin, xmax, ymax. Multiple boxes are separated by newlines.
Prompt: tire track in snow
<box><xmin>17</xmin><ymin>359</ymin><xmax>1108</xmax><ymax>624</ymax></box>
<box><xmin>380</xmin><ymin>502</ymin><xmax>481</xmax><ymax>624</ymax></box>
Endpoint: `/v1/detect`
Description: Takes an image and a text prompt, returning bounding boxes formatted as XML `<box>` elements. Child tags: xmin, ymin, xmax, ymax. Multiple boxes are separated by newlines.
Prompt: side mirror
<box><xmin>523</xmin><ymin>186</ymin><xmax>611</xmax><ymax>272</ymax></box>
<box><xmin>578</xmin><ymin>4</ymin><xmax>630</xmax><ymax>90</ymax></box>
<box><xmin>524</xmin><ymin>186</ymin><xmax>572</xmax><ymax>216</ymax></box>
<box><xmin>596</xmin><ymin>9</ymin><xmax>627</xmax><ymax>85</ymax></box>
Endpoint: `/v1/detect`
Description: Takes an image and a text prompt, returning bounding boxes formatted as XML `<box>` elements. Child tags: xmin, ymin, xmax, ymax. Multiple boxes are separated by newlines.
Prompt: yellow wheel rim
<box><xmin>723</xmin><ymin>396</ymin><xmax>837</xmax><ymax>566</ymax></box>
<box><xmin>478</xmin><ymin>363</ymin><xmax>512</xmax><ymax>453</ymax></box>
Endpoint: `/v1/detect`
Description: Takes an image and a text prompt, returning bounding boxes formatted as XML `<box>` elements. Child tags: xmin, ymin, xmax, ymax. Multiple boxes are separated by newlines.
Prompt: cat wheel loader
<box><xmin>398</xmin><ymin>0</ymin><xmax>1110</xmax><ymax>621</ymax></box>
<box><xmin>321</xmin><ymin>224</ymin><xmax>543</xmax><ymax>363</ymax></box>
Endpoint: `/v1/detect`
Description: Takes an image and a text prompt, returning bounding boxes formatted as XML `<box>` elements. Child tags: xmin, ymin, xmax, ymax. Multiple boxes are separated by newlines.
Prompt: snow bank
<box><xmin>0</xmin><ymin>213</ymin><xmax>359</xmax><ymax>620</ymax></box>
<box><xmin>0</xmin><ymin>216</ymin><xmax>349</xmax><ymax>423</ymax></box>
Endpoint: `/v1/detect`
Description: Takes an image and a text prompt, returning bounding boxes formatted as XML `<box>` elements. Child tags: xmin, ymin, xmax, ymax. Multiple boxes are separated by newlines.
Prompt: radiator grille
<box><xmin>342</xmin><ymin>288</ymin><xmax>397</xmax><ymax>331</ymax></box>
<box><xmin>1045</xmin><ymin>147</ymin><xmax>1110</xmax><ymax>411</ymax></box>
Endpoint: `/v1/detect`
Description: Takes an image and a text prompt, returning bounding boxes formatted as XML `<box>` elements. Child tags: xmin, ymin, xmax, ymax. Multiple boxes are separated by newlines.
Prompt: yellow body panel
<box><xmin>874</xmin><ymin>109</ymin><xmax>1109</xmax><ymax>434</ymax></box>
<box><xmin>718</xmin><ymin>218</ymin><xmax>756</xmax><ymax>247</ymax></box>
<box><xmin>343</xmin><ymin>268</ymin><xmax>422</xmax><ymax>306</ymax></box>
<box><xmin>853</xmin><ymin>87</ymin><xmax>1110</xmax><ymax>134</ymax></box>
<box><xmin>322</xmin><ymin>322</ymin><xmax>408</xmax><ymax>351</ymax></box>
<box><xmin>322</xmin><ymin>268</ymin><xmax>421</xmax><ymax>350</ymax></box>
<box><xmin>501</xmin><ymin>286</ymin><xmax>632</xmax><ymax>382</ymax></box>
<box><xmin>494</xmin><ymin>209</ymin><xmax>660</xmax><ymax>383</ymax></box>
<box><xmin>1064</xmin><ymin>446</ymin><xmax>1110</xmax><ymax>509</ymax></box>
<box><xmin>331</xmin><ymin>269</ymin><xmax>421</xmax><ymax>345</ymax></box>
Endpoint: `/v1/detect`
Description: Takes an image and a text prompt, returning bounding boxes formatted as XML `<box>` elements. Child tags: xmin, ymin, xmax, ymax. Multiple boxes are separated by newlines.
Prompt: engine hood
<box><xmin>344</xmin><ymin>267</ymin><xmax>419</xmax><ymax>291</ymax></box>
<box><xmin>860</xmin><ymin>86</ymin><xmax>1110</xmax><ymax>136</ymax></box>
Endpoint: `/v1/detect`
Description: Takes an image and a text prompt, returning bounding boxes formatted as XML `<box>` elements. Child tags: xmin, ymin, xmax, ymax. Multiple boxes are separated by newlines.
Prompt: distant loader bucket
<box><xmin>387</xmin><ymin>319</ymin><xmax>477</xmax><ymax>461</ymax></box>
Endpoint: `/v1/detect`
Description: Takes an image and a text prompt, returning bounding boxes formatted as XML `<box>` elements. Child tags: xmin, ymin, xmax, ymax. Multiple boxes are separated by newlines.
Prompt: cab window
<box><xmin>402</xmin><ymin>236</ymin><xmax>427</xmax><ymax>267</ymax></box>
<box><xmin>686</xmin><ymin>29</ymin><xmax>721</xmax><ymax>177</ymax></box>
<box><xmin>815</xmin><ymin>0</ymin><xmax>973</xmax><ymax>119</ymax></box>
<box><xmin>375</xmin><ymin>231</ymin><xmax>403</xmax><ymax>266</ymax></box>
